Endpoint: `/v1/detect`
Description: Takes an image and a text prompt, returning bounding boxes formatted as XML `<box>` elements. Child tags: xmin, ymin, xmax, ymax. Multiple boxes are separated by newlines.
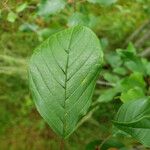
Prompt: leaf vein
<box><xmin>34</xmin><ymin>64</ymin><xmax>64</xmax><ymax>109</ymax></box>
<box><xmin>48</xmin><ymin>40</ymin><xmax>66</xmax><ymax>74</ymax></box>
<box><xmin>66</xmin><ymin>62</ymin><xmax>101</xmax><ymax>100</ymax></box>
<box><xmin>29</xmin><ymin>71</ymin><xmax>64</xmax><ymax>124</ymax></box>
<box><xmin>67</xmin><ymin>68</ymin><xmax>100</xmax><ymax>113</ymax></box>
<box><xmin>67</xmin><ymin>50</ymin><xmax>95</xmax><ymax>82</ymax></box>
<box><xmin>40</xmin><ymin>53</ymin><xmax>65</xmax><ymax>89</ymax></box>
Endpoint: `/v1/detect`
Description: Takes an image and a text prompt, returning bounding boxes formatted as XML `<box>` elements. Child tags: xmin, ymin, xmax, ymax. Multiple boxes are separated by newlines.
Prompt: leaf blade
<box><xmin>29</xmin><ymin>25</ymin><xmax>103</xmax><ymax>138</ymax></box>
<box><xmin>114</xmin><ymin>98</ymin><xmax>150</xmax><ymax>147</ymax></box>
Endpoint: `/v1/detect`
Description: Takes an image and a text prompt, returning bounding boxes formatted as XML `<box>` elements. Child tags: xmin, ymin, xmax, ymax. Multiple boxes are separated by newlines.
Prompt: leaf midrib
<box><xmin>63</xmin><ymin>28</ymin><xmax>74</xmax><ymax>137</ymax></box>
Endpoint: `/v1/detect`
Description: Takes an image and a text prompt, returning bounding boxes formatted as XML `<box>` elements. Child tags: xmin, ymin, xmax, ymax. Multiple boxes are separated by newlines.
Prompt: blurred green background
<box><xmin>0</xmin><ymin>0</ymin><xmax>150</xmax><ymax>149</ymax></box>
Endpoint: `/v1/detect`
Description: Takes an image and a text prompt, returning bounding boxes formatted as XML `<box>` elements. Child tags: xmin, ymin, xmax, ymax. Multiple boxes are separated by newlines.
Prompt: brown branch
<box><xmin>73</xmin><ymin>0</ymin><xmax>76</xmax><ymax>12</ymax></box>
<box><xmin>139</xmin><ymin>47</ymin><xmax>150</xmax><ymax>57</ymax></box>
<box><xmin>134</xmin><ymin>30</ymin><xmax>150</xmax><ymax>48</ymax></box>
<box><xmin>60</xmin><ymin>138</ymin><xmax>65</xmax><ymax>150</ymax></box>
<box><xmin>124</xmin><ymin>19</ymin><xmax>150</xmax><ymax>47</ymax></box>
<box><xmin>96</xmin><ymin>80</ymin><xmax>116</xmax><ymax>87</ymax></box>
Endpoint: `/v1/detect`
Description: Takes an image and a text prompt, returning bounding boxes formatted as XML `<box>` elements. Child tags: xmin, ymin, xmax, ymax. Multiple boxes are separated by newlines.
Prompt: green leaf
<box><xmin>120</xmin><ymin>87</ymin><xmax>145</xmax><ymax>103</ymax></box>
<box><xmin>19</xmin><ymin>23</ymin><xmax>39</xmax><ymax>32</ymax></box>
<box><xmin>67</xmin><ymin>12</ymin><xmax>97</xmax><ymax>28</ymax></box>
<box><xmin>37</xmin><ymin>28</ymin><xmax>59</xmax><ymax>41</ymax></box>
<box><xmin>126</xmin><ymin>43</ymin><xmax>137</xmax><ymax>54</ymax></box>
<box><xmin>114</xmin><ymin>97</ymin><xmax>150</xmax><ymax>147</ymax></box>
<box><xmin>103</xmin><ymin>72</ymin><xmax>120</xmax><ymax>83</ymax></box>
<box><xmin>100</xmin><ymin>38</ymin><xmax>109</xmax><ymax>50</ymax></box>
<box><xmin>97</xmin><ymin>87</ymin><xmax>119</xmax><ymax>103</ymax></box>
<box><xmin>113</xmin><ymin>67</ymin><xmax>127</xmax><ymax>76</ymax></box>
<box><xmin>121</xmin><ymin>72</ymin><xmax>146</xmax><ymax>92</ymax></box>
<box><xmin>7</xmin><ymin>12</ymin><xmax>17</xmax><ymax>23</ymax></box>
<box><xmin>105</xmin><ymin>52</ymin><xmax>122</xmax><ymax>68</ymax></box>
<box><xmin>67</xmin><ymin>12</ymin><xmax>89</xmax><ymax>27</ymax></box>
<box><xmin>16</xmin><ymin>2</ymin><xmax>28</xmax><ymax>13</ymax></box>
<box><xmin>38</xmin><ymin>0</ymin><xmax>66</xmax><ymax>16</ymax></box>
<box><xmin>125</xmin><ymin>60</ymin><xmax>146</xmax><ymax>74</ymax></box>
<box><xmin>28</xmin><ymin>25</ymin><xmax>103</xmax><ymax>138</ymax></box>
<box><xmin>117</xmin><ymin>48</ymin><xmax>146</xmax><ymax>74</ymax></box>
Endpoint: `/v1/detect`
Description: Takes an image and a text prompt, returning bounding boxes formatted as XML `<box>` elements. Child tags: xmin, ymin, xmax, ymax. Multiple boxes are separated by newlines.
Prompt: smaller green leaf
<box><xmin>114</xmin><ymin>97</ymin><xmax>150</xmax><ymax>147</ymax></box>
<box><xmin>7</xmin><ymin>12</ymin><xmax>17</xmax><ymax>23</ymax></box>
<box><xmin>113</xmin><ymin>67</ymin><xmax>127</xmax><ymax>76</ymax></box>
<box><xmin>67</xmin><ymin>13</ymin><xmax>97</xmax><ymax>28</ymax></box>
<box><xmin>103</xmin><ymin>72</ymin><xmax>120</xmax><ymax>83</ymax></box>
<box><xmin>117</xmin><ymin>48</ymin><xmax>146</xmax><ymax>74</ymax></box>
<box><xmin>37</xmin><ymin>28</ymin><xmax>58</xmax><ymax>41</ymax></box>
<box><xmin>67</xmin><ymin>12</ymin><xmax>89</xmax><ymax>27</ymax></box>
<box><xmin>97</xmin><ymin>87</ymin><xmax>119</xmax><ymax>103</ymax></box>
<box><xmin>120</xmin><ymin>87</ymin><xmax>145</xmax><ymax>103</ymax></box>
<box><xmin>88</xmin><ymin>14</ymin><xmax>98</xmax><ymax>28</ymax></box>
<box><xmin>117</xmin><ymin>49</ymin><xmax>136</xmax><ymax>61</ymax></box>
<box><xmin>38</xmin><ymin>0</ymin><xmax>66</xmax><ymax>16</ymax></box>
<box><xmin>121</xmin><ymin>72</ymin><xmax>146</xmax><ymax>92</ymax></box>
<box><xmin>124</xmin><ymin>60</ymin><xmax>146</xmax><ymax>74</ymax></box>
<box><xmin>16</xmin><ymin>3</ymin><xmax>28</xmax><ymax>13</ymax></box>
<box><xmin>19</xmin><ymin>23</ymin><xmax>39</xmax><ymax>32</ymax></box>
<box><xmin>105</xmin><ymin>52</ymin><xmax>122</xmax><ymax>68</ymax></box>
<box><xmin>126</xmin><ymin>43</ymin><xmax>137</xmax><ymax>54</ymax></box>
<box><xmin>100</xmin><ymin>38</ymin><xmax>109</xmax><ymax>50</ymax></box>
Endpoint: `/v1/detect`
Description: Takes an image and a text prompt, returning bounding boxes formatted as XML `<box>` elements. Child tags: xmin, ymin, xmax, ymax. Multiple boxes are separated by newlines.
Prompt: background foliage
<box><xmin>0</xmin><ymin>0</ymin><xmax>150</xmax><ymax>149</ymax></box>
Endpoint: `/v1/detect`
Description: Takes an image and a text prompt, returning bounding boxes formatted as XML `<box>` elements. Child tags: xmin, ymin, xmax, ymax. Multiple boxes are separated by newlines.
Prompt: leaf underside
<box><xmin>29</xmin><ymin>25</ymin><xmax>103</xmax><ymax>138</ymax></box>
<box><xmin>114</xmin><ymin>98</ymin><xmax>150</xmax><ymax>147</ymax></box>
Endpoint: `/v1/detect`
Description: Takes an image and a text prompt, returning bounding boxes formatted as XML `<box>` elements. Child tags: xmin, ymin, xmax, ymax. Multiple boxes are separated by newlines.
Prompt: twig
<box><xmin>0</xmin><ymin>54</ymin><xmax>26</xmax><ymax>65</ymax></box>
<box><xmin>27</xmin><ymin>5</ymin><xmax>36</xmax><ymax>10</ymax></box>
<box><xmin>124</xmin><ymin>19</ymin><xmax>150</xmax><ymax>47</ymax></box>
<box><xmin>96</xmin><ymin>80</ymin><xmax>115</xmax><ymax>87</ymax></box>
<box><xmin>2</xmin><ymin>0</ymin><xmax>9</xmax><ymax>6</ymax></box>
<box><xmin>99</xmin><ymin>135</ymin><xmax>112</xmax><ymax>150</ymax></box>
<box><xmin>0</xmin><ymin>54</ymin><xmax>27</xmax><ymax>78</ymax></box>
<box><xmin>0</xmin><ymin>66</ymin><xmax>27</xmax><ymax>76</ymax></box>
<box><xmin>76</xmin><ymin>106</ymin><xmax>99</xmax><ymax>128</ymax></box>
<box><xmin>138</xmin><ymin>47</ymin><xmax>150</xmax><ymax>57</ymax></box>
<box><xmin>134</xmin><ymin>30</ymin><xmax>150</xmax><ymax>48</ymax></box>
<box><xmin>60</xmin><ymin>138</ymin><xmax>65</xmax><ymax>150</ymax></box>
<box><xmin>73</xmin><ymin>0</ymin><xmax>76</xmax><ymax>12</ymax></box>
